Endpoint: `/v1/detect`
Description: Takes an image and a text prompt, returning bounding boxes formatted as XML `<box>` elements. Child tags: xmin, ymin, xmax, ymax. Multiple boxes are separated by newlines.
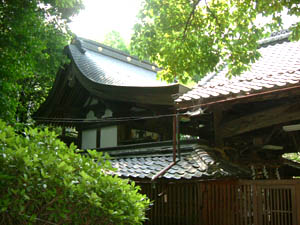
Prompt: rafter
<box><xmin>220</xmin><ymin>102</ymin><xmax>300</xmax><ymax>138</ymax></box>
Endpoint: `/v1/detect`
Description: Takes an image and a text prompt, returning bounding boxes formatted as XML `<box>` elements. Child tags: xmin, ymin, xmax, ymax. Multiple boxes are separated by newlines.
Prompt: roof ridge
<box><xmin>74</xmin><ymin>37</ymin><xmax>159</xmax><ymax>71</ymax></box>
<box><xmin>96</xmin><ymin>142</ymin><xmax>199</xmax><ymax>158</ymax></box>
<box><xmin>258</xmin><ymin>31</ymin><xmax>290</xmax><ymax>47</ymax></box>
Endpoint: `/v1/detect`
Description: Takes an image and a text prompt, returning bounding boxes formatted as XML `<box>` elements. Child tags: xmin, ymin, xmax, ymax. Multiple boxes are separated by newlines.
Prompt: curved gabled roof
<box><xmin>69</xmin><ymin>37</ymin><xmax>168</xmax><ymax>87</ymax></box>
<box><xmin>65</xmin><ymin>37</ymin><xmax>189</xmax><ymax>105</ymax></box>
<box><xmin>34</xmin><ymin>38</ymin><xmax>189</xmax><ymax>122</ymax></box>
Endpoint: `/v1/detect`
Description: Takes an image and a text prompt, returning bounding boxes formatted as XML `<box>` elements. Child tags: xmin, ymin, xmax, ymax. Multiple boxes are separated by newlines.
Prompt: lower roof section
<box><xmin>97</xmin><ymin>140</ymin><xmax>247</xmax><ymax>180</ymax></box>
<box><xmin>92</xmin><ymin>140</ymin><xmax>300</xmax><ymax>180</ymax></box>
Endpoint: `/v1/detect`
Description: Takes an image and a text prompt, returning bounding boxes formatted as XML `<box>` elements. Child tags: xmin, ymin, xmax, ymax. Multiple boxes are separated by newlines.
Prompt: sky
<box><xmin>69</xmin><ymin>0</ymin><xmax>142</xmax><ymax>44</ymax></box>
<box><xmin>69</xmin><ymin>1</ymin><xmax>299</xmax><ymax>44</ymax></box>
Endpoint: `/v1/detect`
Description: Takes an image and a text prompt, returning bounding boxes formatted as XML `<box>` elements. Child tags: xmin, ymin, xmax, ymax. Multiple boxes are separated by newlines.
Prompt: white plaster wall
<box><xmin>82</xmin><ymin>110</ymin><xmax>97</xmax><ymax>149</ymax></box>
<box><xmin>81</xmin><ymin>109</ymin><xmax>117</xmax><ymax>149</ymax></box>
<box><xmin>82</xmin><ymin>129</ymin><xmax>97</xmax><ymax>149</ymax></box>
<box><xmin>101</xmin><ymin>126</ymin><xmax>117</xmax><ymax>148</ymax></box>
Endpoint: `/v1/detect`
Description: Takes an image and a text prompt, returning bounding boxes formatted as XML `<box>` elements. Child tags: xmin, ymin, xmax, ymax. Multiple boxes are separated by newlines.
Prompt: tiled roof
<box><xmin>92</xmin><ymin>141</ymin><xmax>300</xmax><ymax>180</ymax></box>
<box><xmin>69</xmin><ymin>37</ymin><xmax>168</xmax><ymax>87</ymax></box>
<box><xmin>105</xmin><ymin>142</ymin><xmax>251</xmax><ymax>179</ymax></box>
<box><xmin>175</xmin><ymin>35</ymin><xmax>300</xmax><ymax>105</ymax></box>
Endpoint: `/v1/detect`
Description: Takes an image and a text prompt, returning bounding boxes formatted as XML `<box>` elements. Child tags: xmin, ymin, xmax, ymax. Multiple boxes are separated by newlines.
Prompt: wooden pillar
<box><xmin>96</xmin><ymin>128</ymin><xmax>101</xmax><ymax>148</ymax></box>
<box><xmin>62</xmin><ymin>126</ymin><xmax>66</xmax><ymax>137</ymax></box>
<box><xmin>213</xmin><ymin>109</ymin><xmax>224</xmax><ymax>147</ymax></box>
<box><xmin>77</xmin><ymin>129</ymin><xmax>82</xmax><ymax>149</ymax></box>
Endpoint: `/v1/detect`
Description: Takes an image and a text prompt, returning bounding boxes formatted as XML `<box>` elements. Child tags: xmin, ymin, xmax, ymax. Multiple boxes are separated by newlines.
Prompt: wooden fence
<box><xmin>137</xmin><ymin>179</ymin><xmax>300</xmax><ymax>225</ymax></box>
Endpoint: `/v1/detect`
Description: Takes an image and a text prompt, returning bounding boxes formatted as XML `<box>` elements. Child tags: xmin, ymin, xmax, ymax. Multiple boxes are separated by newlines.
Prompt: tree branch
<box><xmin>204</xmin><ymin>0</ymin><xmax>221</xmax><ymax>30</ymax></box>
<box><xmin>182</xmin><ymin>0</ymin><xmax>201</xmax><ymax>41</ymax></box>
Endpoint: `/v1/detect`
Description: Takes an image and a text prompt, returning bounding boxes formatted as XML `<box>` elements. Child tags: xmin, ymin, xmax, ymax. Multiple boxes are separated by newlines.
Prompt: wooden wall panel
<box><xmin>137</xmin><ymin>180</ymin><xmax>300</xmax><ymax>225</ymax></box>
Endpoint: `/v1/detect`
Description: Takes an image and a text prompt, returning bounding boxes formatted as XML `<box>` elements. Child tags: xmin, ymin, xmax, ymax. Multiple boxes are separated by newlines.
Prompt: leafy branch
<box><xmin>182</xmin><ymin>0</ymin><xmax>202</xmax><ymax>41</ymax></box>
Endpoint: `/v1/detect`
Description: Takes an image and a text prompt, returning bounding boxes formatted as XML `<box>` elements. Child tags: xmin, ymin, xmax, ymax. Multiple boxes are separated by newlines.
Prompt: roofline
<box><xmin>258</xmin><ymin>32</ymin><xmax>290</xmax><ymax>47</ymax></box>
<box><xmin>76</xmin><ymin>37</ymin><xmax>160</xmax><ymax>72</ymax></box>
<box><xmin>197</xmin><ymin>31</ymin><xmax>291</xmax><ymax>87</ymax></box>
<box><xmin>176</xmin><ymin>83</ymin><xmax>300</xmax><ymax>111</ymax></box>
<box><xmin>68</xmin><ymin>47</ymin><xmax>189</xmax><ymax>91</ymax></box>
<box><xmin>176</xmin><ymin>30</ymin><xmax>293</xmax><ymax>104</ymax></box>
<box><xmin>96</xmin><ymin>139</ymin><xmax>199</xmax><ymax>151</ymax></box>
<box><xmin>78</xmin><ymin>139</ymin><xmax>199</xmax><ymax>157</ymax></box>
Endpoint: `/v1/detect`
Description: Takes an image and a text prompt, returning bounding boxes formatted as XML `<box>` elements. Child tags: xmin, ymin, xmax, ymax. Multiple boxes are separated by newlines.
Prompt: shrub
<box><xmin>0</xmin><ymin>120</ymin><xmax>149</xmax><ymax>224</ymax></box>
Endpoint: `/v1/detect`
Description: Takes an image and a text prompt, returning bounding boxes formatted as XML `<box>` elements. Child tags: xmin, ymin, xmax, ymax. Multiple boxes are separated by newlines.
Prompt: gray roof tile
<box><xmin>109</xmin><ymin>143</ymin><xmax>251</xmax><ymax>179</ymax></box>
<box><xmin>69</xmin><ymin>38</ymin><xmax>168</xmax><ymax>87</ymax></box>
<box><xmin>176</xmin><ymin>37</ymin><xmax>300</xmax><ymax>104</ymax></box>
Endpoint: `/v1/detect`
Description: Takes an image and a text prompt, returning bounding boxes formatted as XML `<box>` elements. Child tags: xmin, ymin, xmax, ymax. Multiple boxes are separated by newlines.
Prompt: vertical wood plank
<box><xmin>202</xmin><ymin>183</ymin><xmax>207</xmax><ymax>225</ymax></box>
<box><xmin>230</xmin><ymin>184</ymin><xmax>235</xmax><ymax>225</ymax></box>
<box><xmin>239</xmin><ymin>186</ymin><xmax>243</xmax><ymax>225</ymax></box>
<box><xmin>217</xmin><ymin>183</ymin><xmax>220</xmax><ymax>225</ymax></box>
<box><xmin>275</xmin><ymin>188</ymin><xmax>278</xmax><ymax>225</ymax></box>
<box><xmin>243</xmin><ymin>185</ymin><xmax>247</xmax><ymax>225</ymax></box>
<box><xmin>209</xmin><ymin>183</ymin><xmax>212</xmax><ymax>225</ymax></box>
<box><xmin>227</xmin><ymin>183</ymin><xmax>231</xmax><ymax>225</ymax></box>
<box><xmin>292</xmin><ymin>187</ymin><xmax>297</xmax><ymax>225</ymax></box>
<box><xmin>283</xmin><ymin>189</ymin><xmax>287</xmax><ymax>225</ymax></box>
<box><xmin>258</xmin><ymin>185</ymin><xmax>263</xmax><ymax>225</ymax></box>
<box><xmin>167</xmin><ymin>184</ymin><xmax>170</xmax><ymax>225</ymax></box>
<box><xmin>295</xmin><ymin>184</ymin><xmax>300</xmax><ymax>225</ymax></box>
<box><xmin>269</xmin><ymin>188</ymin><xmax>273</xmax><ymax>225</ymax></box>
<box><xmin>247</xmin><ymin>185</ymin><xmax>252</xmax><ymax>225</ymax></box>
<box><xmin>244</xmin><ymin>185</ymin><xmax>248</xmax><ymax>225</ymax></box>
<box><xmin>252</xmin><ymin>183</ymin><xmax>259</xmax><ymax>225</ymax></box>
<box><xmin>216</xmin><ymin>183</ymin><xmax>219</xmax><ymax>225</ymax></box>
<box><xmin>224</xmin><ymin>183</ymin><xmax>228</xmax><ymax>225</ymax></box>
<box><xmin>270</xmin><ymin>188</ymin><xmax>273</xmax><ymax>225</ymax></box>
<box><xmin>234</xmin><ymin>184</ymin><xmax>238</xmax><ymax>225</ymax></box>
<box><xmin>197</xmin><ymin>183</ymin><xmax>201</xmax><ymax>225</ymax></box>
<box><xmin>288</xmin><ymin>188</ymin><xmax>290</xmax><ymax>224</ymax></box>
<box><xmin>210</xmin><ymin>183</ymin><xmax>213</xmax><ymax>225</ymax></box>
<box><xmin>156</xmin><ymin>184</ymin><xmax>159</xmax><ymax>225</ymax></box>
<box><xmin>279</xmin><ymin>189</ymin><xmax>286</xmax><ymax>224</ymax></box>
<box><xmin>276</xmin><ymin>189</ymin><xmax>280</xmax><ymax>225</ymax></box>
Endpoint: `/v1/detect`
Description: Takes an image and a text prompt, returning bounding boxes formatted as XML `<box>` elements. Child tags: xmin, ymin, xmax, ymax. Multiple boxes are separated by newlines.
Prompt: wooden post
<box><xmin>295</xmin><ymin>184</ymin><xmax>300</xmax><ymax>225</ymax></box>
<box><xmin>96</xmin><ymin>128</ymin><xmax>101</xmax><ymax>148</ymax></box>
<box><xmin>213</xmin><ymin>109</ymin><xmax>224</xmax><ymax>147</ymax></box>
<box><xmin>77</xmin><ymin>129</ymin><xmax>82</xmax><ymax>149</ymax></box>
<box><xmin>252</xmin><ymin>183</ymin><xmax>259</xmax><ymax>225</ymax></box>
<box><xmin>176</xmin><ymin>113</ymin><xmax>181</xmax><ymax>160</ymax></box>
<box><xmin>62</xmin><ymin>126</ymin><xmax>66</xmax><ymax>137</ymax></box>
<box><xmin>173</xmin><ymin>115</ymin><xmax>177</xmax><ymax>162</ymax></box>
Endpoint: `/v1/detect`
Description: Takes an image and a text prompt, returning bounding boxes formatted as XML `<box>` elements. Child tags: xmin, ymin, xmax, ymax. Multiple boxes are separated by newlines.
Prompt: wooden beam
<box><xmin>220</xmin><ymin>102</ymin><xmax>300</xmax><ymax>138</ymax></box>
<box><xmin>180</xmin><ymin>125</ymin><xmax>211</xmax><ymax>139</ymax></box>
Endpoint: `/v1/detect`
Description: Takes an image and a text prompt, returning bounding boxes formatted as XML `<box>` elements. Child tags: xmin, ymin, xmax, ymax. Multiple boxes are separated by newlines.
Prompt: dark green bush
<box><xmin>0</xmin><ymin>120</ymin><xmax>149</xmax><ymax>224</ymax></box>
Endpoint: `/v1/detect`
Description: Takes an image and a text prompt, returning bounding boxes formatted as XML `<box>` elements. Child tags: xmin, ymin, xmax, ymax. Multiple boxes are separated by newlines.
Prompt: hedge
<box><xmin>0</xmin><ymin>120</ymin><xmax>149</xmax><ymax>224</ymax></box>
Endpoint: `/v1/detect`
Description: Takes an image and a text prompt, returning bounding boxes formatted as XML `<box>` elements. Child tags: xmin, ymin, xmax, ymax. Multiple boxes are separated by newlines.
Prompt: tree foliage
<box><xmin>0</xmin><ymin>120</ymin><xmax>149</xmax><ymax>225</ymax></box>
<box><xmin>131</xmin><ymin>0</ymin><xmax>300</xmax><ymax>83</ymax></box>
<box><xmin>0</xmin><ymin>0</ymin><xmax>83</xmax><ymax>125</ymax></box>
<box><xmin>103</xmin><ymin>30</ymin><xmax>131</xmax><ymax>54</ymax></box>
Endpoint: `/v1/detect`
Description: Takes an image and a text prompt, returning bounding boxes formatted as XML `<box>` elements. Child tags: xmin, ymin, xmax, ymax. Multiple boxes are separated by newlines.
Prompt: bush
<box><xmin>0</xmin><ymin>120</ymin><xmax>149</xmax><ymax>225</ymax></box>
